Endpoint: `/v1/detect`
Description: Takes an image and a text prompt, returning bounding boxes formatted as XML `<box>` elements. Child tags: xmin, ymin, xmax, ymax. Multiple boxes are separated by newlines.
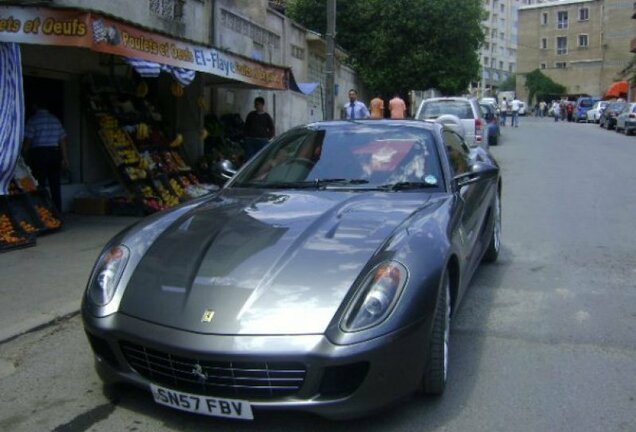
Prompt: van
<box><xmin>575</xmin><ymin>97</ymin><xmax>600</xmax><ymax>122</ymax></box>
<box><xmin>415</xmin><ymin>97</ymin><xmax>486</xmax><ymax>149</ymax></box>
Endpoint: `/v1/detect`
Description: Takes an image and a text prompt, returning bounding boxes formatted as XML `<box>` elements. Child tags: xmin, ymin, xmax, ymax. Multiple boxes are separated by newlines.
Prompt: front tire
<box><xmin>483</xmin><ymin>192</ymin><xmax>501</xmax><ymax>263</ymax></box>
<box><xmin>422</xmin><ymin>272</ymin><xmax>450</xmax><ymax>395</ymax></box>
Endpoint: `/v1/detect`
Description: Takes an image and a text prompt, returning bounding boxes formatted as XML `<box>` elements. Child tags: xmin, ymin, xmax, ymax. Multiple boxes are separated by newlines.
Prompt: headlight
<box><xmin>88</xmin><ymin>245</ymin><xmax>129</xmax><ymax>306</ymax></box>
<box><xmin>342</xmin><ymin>261</ymin><xmax>408</xmax><ymax>332</ymax></box>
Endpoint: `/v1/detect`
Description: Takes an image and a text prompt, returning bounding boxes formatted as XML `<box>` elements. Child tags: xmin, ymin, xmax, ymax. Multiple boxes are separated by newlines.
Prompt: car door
<box><xmin>443</xmin><ymin>130</ymin><xmax>494</xmax><ymax>277</ymax></box>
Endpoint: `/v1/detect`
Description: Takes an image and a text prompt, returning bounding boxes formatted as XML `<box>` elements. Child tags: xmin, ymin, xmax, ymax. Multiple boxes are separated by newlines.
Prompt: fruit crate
<box><xmin>0</xmin><ymin>195</ymin><xmax>36</xmax><ymax>252</ymax></box>
<box><xmin>28</xmin><ymin>190</ymin><xmax>63</xmax><ymax>233</ymax></box>
<box><xmin>5</xmin><ymin>193</ymin><xmax>46</xmax><ymax>235</ymax></box>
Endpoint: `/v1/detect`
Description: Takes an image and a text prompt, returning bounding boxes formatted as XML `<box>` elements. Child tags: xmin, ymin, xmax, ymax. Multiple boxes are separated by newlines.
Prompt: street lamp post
<box><xmin>325</xmin><ymin>0</ymin><xmax>336</xmax><ymax>120</ymax></box>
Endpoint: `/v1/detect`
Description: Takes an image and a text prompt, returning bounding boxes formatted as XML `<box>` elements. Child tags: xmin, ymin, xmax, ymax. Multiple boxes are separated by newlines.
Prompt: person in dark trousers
<box><xmin>22</xmin><ymin>103</ymin><xmax>69</xmax><ymax>212</ymax></box>
<box><xmin>243</xmin><ymin>96</ymin><xmax>275</xmax><ymax>160</ymax></box>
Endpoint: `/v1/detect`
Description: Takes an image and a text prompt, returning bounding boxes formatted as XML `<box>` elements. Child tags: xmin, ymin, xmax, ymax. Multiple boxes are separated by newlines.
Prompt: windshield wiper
<box><xmin>315</xmin><ymin>178</ymin><xmax>369</xmax><ymax>187</ymax></box>
<box><xmin>378</xmin><ymin>181</ymin><xmax>438</xmax><ymax>191</ymax></box>
<box><xmin>233</xmin><ymin>181</ymin><xmax>319</xmax><ymax>189</ymax></box>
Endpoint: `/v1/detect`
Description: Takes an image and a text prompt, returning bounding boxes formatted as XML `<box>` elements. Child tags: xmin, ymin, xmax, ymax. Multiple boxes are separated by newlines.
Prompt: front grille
<box><xmin>120</xmin><ymin>341</ymin><xmax>306</xmax><ymax>399</ymax></box>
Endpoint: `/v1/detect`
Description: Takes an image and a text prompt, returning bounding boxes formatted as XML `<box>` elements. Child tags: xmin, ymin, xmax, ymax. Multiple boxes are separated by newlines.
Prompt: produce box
<box><xmin>5</xmin><ymin>193</ymin><xmax>45</xmax><ymax>235</ymax></box>
<box><xmin>29</xmin><ymin>190</ymin><xmax>63</xmax><ymax>231</ymax></box>
<box><xmin>0</xmin><ymin>195</ymin><xmax>36</xmax><ymax>252</ymax></box>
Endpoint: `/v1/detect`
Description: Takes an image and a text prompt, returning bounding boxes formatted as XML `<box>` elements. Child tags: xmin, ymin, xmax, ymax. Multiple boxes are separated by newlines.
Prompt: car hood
<box><xmin>119</xmin><ymin>189</ymin><xmax>434</xmax><ymax>335</ymax></box>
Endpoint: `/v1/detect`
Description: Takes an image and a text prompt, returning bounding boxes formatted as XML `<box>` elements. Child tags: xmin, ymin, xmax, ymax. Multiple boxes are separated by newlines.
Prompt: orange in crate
<box><xmin>35</xmin><ymin>205</ymin><xmax>62</xmax><ymax>229</ymax></box>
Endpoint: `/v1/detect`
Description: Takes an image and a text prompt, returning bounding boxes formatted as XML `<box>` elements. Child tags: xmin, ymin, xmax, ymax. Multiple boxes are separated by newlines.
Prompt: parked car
<box><xmin>574</xmin><ymin>96</ymin><xmax>601</xmax><ymax>122</ymax></box>
<box><xmin>415</xmin><ymin>97</ymin><xmax>486</xmax><ymax>148</ymax></box>
<box><xmin>615</xmin><ymin>102</ymin><xmax>636</xmax><ymax>135</ymax></box>
<box><xmin>600</xmin><ymin>101</ymin><xmax>627</xmax><ymax>129</ymax></box>
<box><xmin>480</xmin><ymin>102</ymin><xmax>500</xmax><ymax>146</ymax></box>
<box><xmin>479</xmin><ymin>97</ymin><xmax>499</xmax><ymax>110</ymax></box>
<box><xmin>586</xmin><ymin>100</ymin><xmax>608</xmax><ymax>123</ymax></box>
<box><xmin>518</xmin><ymin>101</ymin><xmax>527</xmax><ymax>116</ymax></box>
<box><xmin>82</xmin><ymin>119</ymin><xmax>502</xmax><ymax>421</ymax></box>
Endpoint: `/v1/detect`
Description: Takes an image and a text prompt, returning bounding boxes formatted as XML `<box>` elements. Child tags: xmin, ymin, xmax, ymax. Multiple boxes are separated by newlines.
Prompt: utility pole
<box><xmin>325</xmin><ymin>0</ymin><xmax>336</xmax><ymax>120</ymax></box>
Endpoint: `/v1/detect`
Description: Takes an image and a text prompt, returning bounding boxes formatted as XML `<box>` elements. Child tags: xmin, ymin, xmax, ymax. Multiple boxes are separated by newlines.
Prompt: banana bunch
<box><xmin>125</xmin><ymin>166</ymin><xmax>147</xmax><ymax>180</ymax></box>
<box><xmin>136</xmin><ymin>123</ymin><xmax>150</xmax><ymax>141</ymax></box>
<box><xmin>171</xmin><ymin>82</ymin><xmax>184</xmax><ymax>97</ymax></box>
<box><xmin>169</xmin><ymin>178</ymin><xmax>186</xmax><ymax>197</ymax></box>
<box><xmin>169</xmin><ymin>133</ymin><xmax>183</xmax><ymax>148</ymax></box>
<box><xmin>140</xmin><ymin>186</ymin><xmax>155</xmax><ymax>198</ymax></box>
<box><xmin>136</xmin><ymin>81</ymin><xmax>149</xmax><ymax>98</ymax></box>
<box><xmin>156</xmin><ymin>185</ymin><xmax>179</xmax><ymax>207</ymax></box>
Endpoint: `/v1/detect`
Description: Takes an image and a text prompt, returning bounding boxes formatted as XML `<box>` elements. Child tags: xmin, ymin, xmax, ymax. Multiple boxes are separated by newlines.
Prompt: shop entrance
<box><xmin>23</xmin><ymin>75</ymin><xmax>65</xmax><ymax>121</ymax></box>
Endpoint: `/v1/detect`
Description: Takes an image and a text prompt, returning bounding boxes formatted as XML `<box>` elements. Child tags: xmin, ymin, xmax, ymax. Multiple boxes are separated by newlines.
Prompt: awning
<box><xmin>287</xmin><ymin>71</ymin><xmax>320</xmax><ymax>95</ymax></box>
<box><xmin>0</xmin><ymin>5</ymin><xmax>291</xmax><ymax>91</ymax></box>
<box><xmin>603</xmin><ymin>80</ymin><xmax>628</xmax><ymax>99</ymax></box>
<box><xmin>124</xmin><ymin>57</ymin><xmax>196</xmax><ymax>86</ymax></box>
<box><xmin>0</xmin><ymin>42</ymin><xmax>24</xmax><ymax>195</ymax></box>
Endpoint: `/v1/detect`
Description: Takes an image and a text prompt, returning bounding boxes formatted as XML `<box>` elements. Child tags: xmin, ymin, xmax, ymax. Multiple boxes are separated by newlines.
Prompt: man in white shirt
<box><xmin>343</xmin><ymin>89</ymin><xmax>370</xmax><ymax>120</ymax></box>
<box><xmin>511</xmin><ymin>96</ymin><xmax>521</xmax><ymax>127</ymax></box>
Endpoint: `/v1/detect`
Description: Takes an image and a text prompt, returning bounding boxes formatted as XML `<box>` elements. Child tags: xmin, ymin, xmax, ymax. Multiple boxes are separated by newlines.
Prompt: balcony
<box><xmin>631</xmin><ymin>37</ymin><xmax>636</xmax><ymax>53</ymax></box>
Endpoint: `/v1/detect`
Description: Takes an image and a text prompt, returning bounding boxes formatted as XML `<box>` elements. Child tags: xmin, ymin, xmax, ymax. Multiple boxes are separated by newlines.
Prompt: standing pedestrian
<box><xmin>510</xmin><ymin>96</ymin><xmax>521</xmax><ymax>127</ymax></box>
<box><xmin>369</xmin><ymin>93</ymin><xmax>385</xmax><ymax>119</ymax></box>
<box><xmin>243</xmin><ymin>96</ymin><xmax>275</xmax><ymax>160</ymax></box>
<box><xmin>22</xmin><ymin>102</ymin><xmax>69</xmax><ymax>212</ymax></box>
<box><xmin>389</xmin><ymin>93</ymin><xmax>407</xmax><ymax>119</ymax></box>
<box><xmin>343</xmin><ymin>89</ymin><xmax>370</xmax><ymax>120</ymax></box>
<box><xmin>500</xmin><ymin>97</ymin><xmax>508</xmax><ymax>126</ymax></box>
<box><xmin>539</xmin><ymin>100</ymin><xmax>546</xmax><ymax>118</ymax></box>
<box><xmin>552</xmin><ymin>101</ymin><xmax>560</xmax><ymax>122</ymax></box>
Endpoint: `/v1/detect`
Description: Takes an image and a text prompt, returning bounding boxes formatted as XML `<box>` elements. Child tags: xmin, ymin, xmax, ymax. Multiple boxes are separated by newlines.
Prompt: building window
<box><xmin>541</xmin><ymin>38</ymin><xmax>547</xmax><ymax>49</ymax></box>
<box><xmin>499</xmin><ymin>61</ymin><xmax>504</xmax><ymax>70</ymax></box>
<box><xmin>557</xmin><ymin>11</ymin><xmax>568</xmax><ymax>29</ymax></box>
<box><xmin>500</xmin><ymin>32</ymin><xmax>505</xmax><ymax>40</ymax></box>
<box><xmin>491</xmin><ymin>57</ymin><xmax>496</xmax><ymax>67</ymax></box>
<box><xmin>484</xmin><ymin>42</ymin><xmax>490</xmax><ymax>50</ymax></box>
<box><xmin>500</xmin><ymin>3</ymin><xmax>505</xmax><ymax>13</ymax></box>
<box><xmin>540</xmin><ymin>63</ymin><xmax>546</xmax><ymax>70</ymax></box>
<box><xmin>541</xmin><ymin>12</ymin><xmax>548</xmax><ymax>25</ymax></box>
<box><xmin>579</xmin><ymin>7</ymin><xmax>589</xmax><ymax>21</ymax></box>
<box><xmin>555</xmin><ymin>62</ymin><xmax>567</xmax><ymax>69</ymax></box>
<box><xmin>149</xmin><ymin>0</ymin><xmax>184</xmax><ymax>21</ymax></box>
<box><xmin>508</xmin><ymin>63</ymin><xmax>514</xmax><ymax>73</ymax></box>
<box><xmin>556</xmin><ymin>36</ymin><xmax>567</xmax><ymax>55</ymax></box>
<box><xmin>291</xmin><ymin>44</ymin><xmax>305</xmax><ymax>60</ymax></box>
<box><xmin>484</xmin><ymin>56</ymin><xmax>489</xmax><ymax>65</ymax></box>
<box><xmin>578</xmin><ymin>34</ymin><xmax>588</xmax><ymax>48</ymax></box>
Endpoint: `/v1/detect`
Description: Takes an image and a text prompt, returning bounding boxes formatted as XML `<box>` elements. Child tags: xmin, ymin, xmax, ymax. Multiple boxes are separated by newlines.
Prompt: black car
<box><xmin>600</xmin><ymin>101</ymin><xmax>626</xmax><ymax>130</ymax></box>
<box><xmin>82</xmin><ymin>120</ymin><xmax>502</xmax><ymax>420</ymax></box>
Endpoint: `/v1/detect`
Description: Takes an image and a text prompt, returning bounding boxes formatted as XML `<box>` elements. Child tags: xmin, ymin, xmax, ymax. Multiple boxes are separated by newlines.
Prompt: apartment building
<box><xmin>516</xmin><ymin>0</ymin><xmax>635</xmax><ymax>102</ymax></box>
<box><xmin>478</xmin><ymin>0</ymin><xmax>520</xmax><ymax>96</ymax></box>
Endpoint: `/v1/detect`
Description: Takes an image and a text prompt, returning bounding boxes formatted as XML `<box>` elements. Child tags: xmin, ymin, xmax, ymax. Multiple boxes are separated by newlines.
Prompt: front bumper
<box><xmin>83</xmin><ymin>312</ymin><xmax>434</xmax><ymax>420</ymax></box>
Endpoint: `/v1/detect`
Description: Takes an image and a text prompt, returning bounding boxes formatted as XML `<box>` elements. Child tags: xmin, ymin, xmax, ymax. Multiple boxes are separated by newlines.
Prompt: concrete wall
<box><xmin>56</xmin><ymin>0</ymin><xmax>213</xmax><ymax>44</ymax></box>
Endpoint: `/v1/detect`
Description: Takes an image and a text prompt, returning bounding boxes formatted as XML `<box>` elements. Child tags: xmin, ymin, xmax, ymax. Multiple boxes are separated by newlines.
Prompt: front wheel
<box><xmin>483</xmin><ymin>192</ymin><xmax>501</xmax><ymax>263</ymax></box>
<box><xmin>422</xmin><ymin>272</ymin><xmax>450</xmax><ymax>395</ymax></box>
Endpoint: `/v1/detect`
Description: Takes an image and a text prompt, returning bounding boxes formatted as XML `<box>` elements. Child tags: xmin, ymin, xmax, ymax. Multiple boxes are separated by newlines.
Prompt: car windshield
<box><xmin>417</xmin><ymin>100</ymin><xmax>474</xmax><ymax>120</ymax></box>
<box><xmin>230</xmin><ymin>122</ymin><xmax>444</xmax><ymax>191</ymax></box>
<box><xmin>578</xmin><ymin>99</ymin><xmax>594</xmax><ymax>108</ymax></box>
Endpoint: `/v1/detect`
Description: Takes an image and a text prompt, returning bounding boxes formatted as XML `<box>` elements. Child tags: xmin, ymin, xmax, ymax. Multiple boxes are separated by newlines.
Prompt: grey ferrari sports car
<box><xmin>82</xmin><ymin>119</ymin><xmax>501</xmax><ymax>420</ymax></box>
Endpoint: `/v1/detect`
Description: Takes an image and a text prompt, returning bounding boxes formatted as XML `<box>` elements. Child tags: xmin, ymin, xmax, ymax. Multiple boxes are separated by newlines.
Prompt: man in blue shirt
<box><xmin>343</xmin><ymin>89</ymin><xmax>370</xmax><ymax>120</ymax></box>
<box><xmin>22</xmin><ymin>103</ymin><xmax>69</xmax><ymax>212</ymax></box>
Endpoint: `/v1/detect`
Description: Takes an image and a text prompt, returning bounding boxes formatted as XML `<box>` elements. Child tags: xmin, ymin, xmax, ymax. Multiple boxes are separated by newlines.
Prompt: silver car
<box><xmin>615</xmin><ymin>102</ymin><xmax>636</xmax><ymax>135</ymax></box>
<box><xmin>415</xmin><ymin>96</ymin><xmax>486</xmax><ymax>149</ymax></box>
<box><xmin>82</xmin><ymin>120</ymin><xmax>501</xmax><ymax>421</ymax></box>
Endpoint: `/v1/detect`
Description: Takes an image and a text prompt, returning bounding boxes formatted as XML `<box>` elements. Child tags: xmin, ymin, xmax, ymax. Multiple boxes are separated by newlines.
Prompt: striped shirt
<box><xmin>24</xmin><ymin>109</ymin><xmax>66</xmax><ymax>148</ymax></box>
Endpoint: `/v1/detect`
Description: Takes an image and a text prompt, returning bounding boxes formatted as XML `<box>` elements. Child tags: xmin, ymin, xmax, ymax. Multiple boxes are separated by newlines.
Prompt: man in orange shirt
<box><xmin>389</xmin><ymin>93</ymin><xmax>406</xmax><ymax>119</ymax></box>
<box><xmin>369</xmin><ymin>93</ymin><xmax>384</xmax><ymax>119</ymax></box>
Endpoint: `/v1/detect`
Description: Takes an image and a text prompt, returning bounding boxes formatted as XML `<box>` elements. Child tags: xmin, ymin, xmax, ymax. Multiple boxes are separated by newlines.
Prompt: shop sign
<box><xmin>0</xmin><ymin>6</ymin><xmax>288</xmax><ymax>90</ymax></box>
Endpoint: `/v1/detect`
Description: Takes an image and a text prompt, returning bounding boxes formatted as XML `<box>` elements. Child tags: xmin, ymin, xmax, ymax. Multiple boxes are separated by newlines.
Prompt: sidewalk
<box><xmin>0</xmin><ymin>214</ymin><xmax>140</xmax><ymax>343</ymax></box>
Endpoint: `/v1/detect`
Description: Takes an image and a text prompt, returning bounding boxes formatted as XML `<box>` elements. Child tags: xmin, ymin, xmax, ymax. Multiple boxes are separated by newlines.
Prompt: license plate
<box><xmin>150</xmin><ymin>384</ymin><xmax>253</xmax><ymax>420</ymax></box>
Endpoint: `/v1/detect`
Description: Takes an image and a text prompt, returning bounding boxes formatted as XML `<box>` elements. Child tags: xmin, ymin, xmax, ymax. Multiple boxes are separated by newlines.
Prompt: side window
<box><xmin>443</xmin><ymin>130</ymin><xmax>470</xmax><ymax>175</ymax></box>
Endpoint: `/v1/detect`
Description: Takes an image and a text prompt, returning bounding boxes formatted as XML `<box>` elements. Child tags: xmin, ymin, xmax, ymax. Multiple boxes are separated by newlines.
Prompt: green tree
<box><xmin>498</xmin><ymin>74</ymin><xmax>516</xmax><ymax>91</ymax></box>
<box><xmin>524</xmin><ymin>69</ymin><xmax>566</xmax><ymax>105</ymax></box>
<box><xmin>286</xmin><ymin>0</ymin><xmax>485</xmax><ymax>96</ymax></box>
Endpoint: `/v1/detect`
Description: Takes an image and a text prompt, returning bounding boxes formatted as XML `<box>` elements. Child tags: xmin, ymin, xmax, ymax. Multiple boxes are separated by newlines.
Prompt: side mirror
<box><xmin>454</xmin><ymin>161</ymin><xmax>498</xmax><ymax>188</ymax></box>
